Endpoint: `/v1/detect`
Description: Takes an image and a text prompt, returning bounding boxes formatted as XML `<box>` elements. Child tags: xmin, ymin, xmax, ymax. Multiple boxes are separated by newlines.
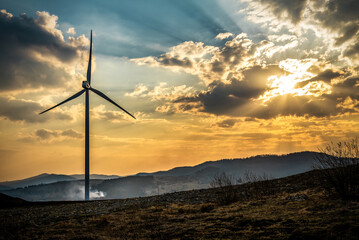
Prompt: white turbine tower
<box><xmin>39</xmin><ymin>30</ymin><xmax>136</xmax><ymax>200</ymax></box>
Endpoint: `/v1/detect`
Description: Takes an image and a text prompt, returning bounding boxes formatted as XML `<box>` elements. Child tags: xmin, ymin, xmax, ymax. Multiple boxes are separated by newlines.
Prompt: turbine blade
<box><xmin>39</xmin><ymin>89</ymin><xmax>85</xmax><ymax>115</ymax></box>
<box><xmin>86</xmin><ymin>30</ymin><xmax>92</xmax><ymax>84</ymax></box>
<box><xmin>90</xmin><ymin>87</ymin><xmax>136</xmax><ymax>119</ymax></box>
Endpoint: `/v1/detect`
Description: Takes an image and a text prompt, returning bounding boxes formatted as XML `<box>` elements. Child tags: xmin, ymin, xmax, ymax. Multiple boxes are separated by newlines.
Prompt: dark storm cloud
<box><xmin>256</xmin><ymin>0</ymin><xmax>307</xmax><ymax>24</ymax></box>
<box><xmin>0</xmin><ymin>10</ymin><xmax>78</xmax><ymax>91</ymax></box>
<box><xmin>0</xmin><ymin>97</ymin><xmax>72</xmax><ymax>123</ymax></box>
<box><xmin>264</xmin><ymin>75</ymin><xmax>359</xmax><ymax>117</ymax></box>
<box><xmin>257</xmin><ymin>0</ymin><xmax>359</xmax><ymax>30</ymax></box>
<box><xmin>174</xmin><ymin>65</ymin><xmax>287</xmax><ymax>115</ymax></box>
<box><xmin>175</xmin><ymin>89</ymin><xmax>343</xmax><ymax>119</ymax></box>
<box><xmin>343</xmin><ymin>41</ymin><xmax>359</xmax><ymax>58</ymax></box>
<box><xmin>250</xmin><ymin>94</ymin><xmax>339</xmax><ymax>119</ymax></box>
<box><xmin>295</xmin><ymin>69</ymin><xmax>343</xmax><ymax>88</ymax></box>
<box><xmin>334</xmin><ymin>24</ymin><xmax>359</xmax><ymax>46</ymax></box>
<box><xmin>314</xmin><ymin>0</ymin><xmax>359</xmax><ymax>30</ymax></box>
<box><xmin>255</xmin><ymin>0</ymin><xmax>359</xmax><ymax>56</ymax></box>
<box><xmin>331</xmin><ymin>77</ymin><xmax>359</xmax><ymax>100</ymax></box>
<box><xmin>171</xmin><ymin>67</ymin><xmax>359</xmax><ymax>119</ymax></box>
<box><xmin>313</xmin><ymin>0</ymin><xmax>359</xmax><ymax>53</ymax></box>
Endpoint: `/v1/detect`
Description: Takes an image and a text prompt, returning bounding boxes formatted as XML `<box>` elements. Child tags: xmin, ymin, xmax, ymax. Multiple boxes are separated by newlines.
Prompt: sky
<box><xmin>0</xmin><ymin>0</ymin><xmax>358</xmax><ymax>181</ymax></box>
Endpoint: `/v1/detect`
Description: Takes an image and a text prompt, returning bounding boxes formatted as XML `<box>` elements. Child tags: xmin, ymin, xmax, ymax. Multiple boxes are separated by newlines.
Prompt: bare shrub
<box><xmin>314</xmin><ymin>138</ymin><xmax>359</xmax><ymax>200</ymax></box>
<box><xmin>237</xmin><ymin>170</ymin><xmax>273</xmax><ymax>183</ymax></box>
<box><xmin>237</xmin><ymin>170</ymin><xmax>275</xmax><ymax>197</ymax></box>
<box><xmin>210</xmin><ymin>172</ymin><xmax>238</xmax><ymax>205</ymax></box>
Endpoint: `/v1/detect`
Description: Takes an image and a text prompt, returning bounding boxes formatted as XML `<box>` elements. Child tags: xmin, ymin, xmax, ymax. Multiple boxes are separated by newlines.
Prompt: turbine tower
<box><xmin>39</xmin><ymin>30</ymin><xmax>135</xmax><ymax>200</ymax></box>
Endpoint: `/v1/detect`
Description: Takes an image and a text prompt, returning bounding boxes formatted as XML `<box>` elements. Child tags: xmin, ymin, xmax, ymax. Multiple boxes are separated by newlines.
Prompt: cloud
<box><xmin>127</xmin><ymin>4</ymin><xmax>359</xmax><ymax>119</ymax></box>
<box><xmin>0</xmin><ymin>9</ymin><xmax>89</xmax><ymax>92</ymax></box>
<box><xmin>171</xmin><ymin>65</ymin><xmax>284</xmax><ymax>115</ymax></box>
<box><xmin>343</xmin><ymin>41</ymin><xmax>359</xmax><ymax>59</ymax></box>
<box><xmin>35</xmin><ymin>11</ymin><xmax>64</xmax><ymax>40</ymax></box>
<box><xmin>35</xmin><ymin>128</ymin><xmax>83</xmax><ymax>141</ymax></box>
<box><xmin>132</xmin><ymin>40</ymin><xmax>218</xmax><ymax>84</ymax></box>
<box><xmin>68</xmin><ymin>34</ymin><xmax>90</xmax><ymax>47</ymax></box>
<box><xmin>133</xmin><ymin>33</ymin><xmax>274</xmax><ymax>85</ymax></box>
<box><xmin>244</xmin><ymin>0</ymin><xmax>359</xmax><ymax>62</ymax></box>
<box><xmin>61</xmin><ymin>129</ymin><xmax>83</xmax><ymax>138</ymax></box>
<box><xmin>334</xmin><ymin>24</ymin><xmax>359</xmax><ymax>46</ymax></box>
<box><xmin>336</xmin><ymin>96</ymin><xmax>359</xmax><ymax>112</ymax></box>
<box><xmin>248</xmin><ymin>0</ymin><xmax>359</xmax><ymax>32</ymax></box>
<box><xmin>0</xmin><ymin>97</ymin><xmax>72</xmax><ymax>123</ymax></box>
<box><xmin>125</xmin><ymin>84</ymin><xmax>149</xmax><ymax>97</ymax></box>
<box><xmin>251</xmin><ymin>94</ymin><xmax>339</xmax><ymax>119</ymax></box>
<box><xmin>215</xmin><ymin>119</ymin><xmax>238</xmax><ymax>128</ymax></box>
<box><xmin>92</xmin><ymin>105</ymin><xmax>135</xmax><ymax>122</ymax></box>
<box><xmin>125</xmin><ymin>82</ymin><xmax>193</xmax><ymax>101</ymax></box>
<box><xmin>67</xmin><ymin>27</ymin><xmax>76</xmax><ymax>35</ymax></box>
<box><xmin>254</xmin><ymin>0</ymin><xmax>307</xmax><ymax>24</ymax></box>
<box><xmin>295</xmin><ymin>69</ymin><xmax>343</xmax><ymax>88</ymax></box>
<box><xmin>170</xmin><ymin>72</ymin><xmax>359</xmax><ymax>119</ymax></box>
<box><xmin>35</xmin><ymin>129</ymin><xmax>58</xmax><ymax>140</ymax></box>
<box><xmin>216</xmin><ymin>32</ymin><xmax>234</xmax><ymax>40</ymax></box>
<box><xmin>215</xmin><ymin>76</ymin><xmax>358</xmax><ymax>118</ymax></box>
<box><xmin>312</xmin><ymin>0</ymin><xmax>359</xmax><ymax>31</ymax></box>
<box><xmin>136</xmin><ymin>39</ymin><xmax>358</xmax><ymax>118</ymax></box>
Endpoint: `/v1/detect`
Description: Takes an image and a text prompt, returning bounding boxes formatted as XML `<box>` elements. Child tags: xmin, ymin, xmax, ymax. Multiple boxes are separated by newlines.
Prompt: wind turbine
<box><xmin>39</xmin><ymin>30</ymin><xmax>136</xmax><ymax>200</ymax></box>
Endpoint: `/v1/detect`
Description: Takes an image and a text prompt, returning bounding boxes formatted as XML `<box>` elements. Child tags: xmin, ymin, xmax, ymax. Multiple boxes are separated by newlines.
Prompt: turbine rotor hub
<box><xmin>82</xmin><ymin>81</ymin><xmax>90</xmax><ymax>89</ymax></box>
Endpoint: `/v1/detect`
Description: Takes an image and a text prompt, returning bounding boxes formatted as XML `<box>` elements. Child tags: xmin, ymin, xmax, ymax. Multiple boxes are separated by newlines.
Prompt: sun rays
<box><xmin>260</xmin><ymin>59</ymin><xmax>332</xmax><ymax>103</ymax></box>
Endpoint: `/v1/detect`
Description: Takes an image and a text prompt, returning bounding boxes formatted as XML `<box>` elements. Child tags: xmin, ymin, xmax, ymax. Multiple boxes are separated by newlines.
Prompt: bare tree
<box><xmin>314</xmin><ymin>138</ymin><xmax>359</xmax><ymax>200</ymax></box>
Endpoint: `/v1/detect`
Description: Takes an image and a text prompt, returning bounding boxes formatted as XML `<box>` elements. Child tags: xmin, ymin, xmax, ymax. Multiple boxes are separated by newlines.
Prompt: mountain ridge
<box><xmin>0</xmin><ymin>173</ymin><xmax>120</xmax><ymax>190</ymax></box>
<box><xmin>0</xmin><ymin>151</ymin><xmax>320</xmax><ymax>201</ymax></box>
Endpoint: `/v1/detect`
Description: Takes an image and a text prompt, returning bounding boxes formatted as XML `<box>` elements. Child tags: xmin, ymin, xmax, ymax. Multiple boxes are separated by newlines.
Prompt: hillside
<box><xmin>0</xmin><ymin>193</ymin><xmax>28</xmax><ymax>208</ymax></box>
<box><xmin>0</xmin><ymin>169</ymin><xmax>358</xmax><ymax>239</ymax></box>
<box><xmin>0</xmin><ymin>151</ymin><xmax>318</xmax><ymax>201</ymax></box>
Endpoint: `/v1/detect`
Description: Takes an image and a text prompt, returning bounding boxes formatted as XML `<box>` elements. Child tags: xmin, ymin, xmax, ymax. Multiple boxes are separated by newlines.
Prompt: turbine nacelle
<box><xmin>82</xmin><ymin>81</ymin><xmax>90</xmax><ymax>89</ymax></box>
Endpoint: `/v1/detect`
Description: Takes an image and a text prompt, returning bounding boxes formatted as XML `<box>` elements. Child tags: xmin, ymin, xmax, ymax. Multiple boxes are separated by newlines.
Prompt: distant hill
<box><xmin>0</xmin><ymin>173</ymin><xmax>120</xmax><ymax>191</ymax></box>
<box><xmin>70</xmin><ymin>174</ymin><xmax>120</xmax><ymax>180</ymax></box>
<box><xmin>0</xmin><ymin>173</ymin><xmax>76</xmax><ymax>190</ymax></box>
<box><xmin>0</xmin><ymin>151</ymin><xmax>319</xmax><ymax>201</ymax></box>
<box><xmin>137</xmin><ymin>151</ymin><xmax>317</xmax><ymax>178</ymax></box>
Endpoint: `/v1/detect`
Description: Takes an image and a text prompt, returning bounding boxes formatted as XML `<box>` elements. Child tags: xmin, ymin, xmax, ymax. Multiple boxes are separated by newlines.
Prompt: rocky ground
<box><xmin>1</xmin><ymin>170</ymin><xmax>358</xmax><ymax>239</ymax></box>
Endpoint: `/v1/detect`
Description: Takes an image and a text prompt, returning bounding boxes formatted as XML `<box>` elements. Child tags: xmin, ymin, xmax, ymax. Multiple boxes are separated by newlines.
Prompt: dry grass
<box><xmin>1</xmin><ymin>170</ymin><xmax>358</xmax><ymax>239</ymax></box>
